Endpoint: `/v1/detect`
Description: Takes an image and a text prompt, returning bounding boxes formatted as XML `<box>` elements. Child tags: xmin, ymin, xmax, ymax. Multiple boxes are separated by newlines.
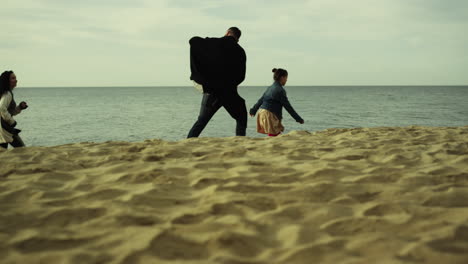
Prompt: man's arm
<box><xmin>190</xmin><ymin>36</ymin><xmax>206</xmax><ymax>85</ymax></box>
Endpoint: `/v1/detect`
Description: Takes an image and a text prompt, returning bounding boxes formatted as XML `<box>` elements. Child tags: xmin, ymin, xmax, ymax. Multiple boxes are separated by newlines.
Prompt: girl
<box><xmin>0</xmin><ymin>71</ymin><xmax>28</xmax><ymax>149</ymax></box>
<box><xmin>250</xmin><ymin>68</ymin><xmax>304</xmax><ymax>136</ymax></box>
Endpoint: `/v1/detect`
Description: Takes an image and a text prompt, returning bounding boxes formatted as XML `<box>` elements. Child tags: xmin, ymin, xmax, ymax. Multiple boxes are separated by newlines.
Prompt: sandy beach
<box><xmin>0</xmin><ymin>126</ymin><xmax>467</xmax><ymax>264</ymax></box>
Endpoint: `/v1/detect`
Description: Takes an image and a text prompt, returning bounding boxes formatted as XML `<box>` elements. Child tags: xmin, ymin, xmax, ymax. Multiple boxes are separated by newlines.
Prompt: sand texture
<box><xmin>1</xmin><ymin>126</ymin><xmax>467</xmax><ymax>264</ymax></box>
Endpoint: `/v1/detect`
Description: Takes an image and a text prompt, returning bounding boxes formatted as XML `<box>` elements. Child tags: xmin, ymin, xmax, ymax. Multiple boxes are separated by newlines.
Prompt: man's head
<box><xmin>225</xmin><ymin>27</ymin><xmax>241</xmax><ymax>42</ymax></box>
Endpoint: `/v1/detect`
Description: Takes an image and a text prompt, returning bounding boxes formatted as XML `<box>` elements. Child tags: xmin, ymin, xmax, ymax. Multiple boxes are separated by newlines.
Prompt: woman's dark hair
<box><xmin>0</xmin><ymin>71</ymin><xmax>14</xmax><ymax>96</ymax></box>
<box><xmin>272</xmin><ymin>68</ymin><xmax>288</xmax><ymax>82</ymax></box>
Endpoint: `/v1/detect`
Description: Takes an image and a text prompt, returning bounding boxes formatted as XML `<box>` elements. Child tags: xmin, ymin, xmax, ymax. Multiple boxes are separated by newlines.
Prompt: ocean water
<box><xmin>12</xmin><ymin>86</ymin><xmax>468</xmax><ymax>147</ymax></box>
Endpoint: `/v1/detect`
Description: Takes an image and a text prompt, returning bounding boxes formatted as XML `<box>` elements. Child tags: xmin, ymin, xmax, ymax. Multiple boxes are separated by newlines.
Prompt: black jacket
<box><xmin>190</xmin><ymin>36</ymin><xmax>246</xmax><ymax>97</ymax></box>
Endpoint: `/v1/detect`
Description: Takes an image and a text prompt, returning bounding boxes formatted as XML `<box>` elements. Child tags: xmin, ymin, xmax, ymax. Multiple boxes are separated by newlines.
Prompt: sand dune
<box><xmin>1</xmin><ymin>126</ymin><xmax>467</xmax><ymax>264</ymax></box>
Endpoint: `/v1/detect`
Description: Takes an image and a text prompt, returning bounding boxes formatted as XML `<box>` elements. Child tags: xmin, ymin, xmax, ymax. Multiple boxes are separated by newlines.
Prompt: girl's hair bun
<box><xmin>272</xmin><ymin>68</ymin><xmax>288</xmax><ymax>81</ymax></box>
<box><xmin>272</xmin><ymin>68</ymin><xmax>277</xmax><ymax>73</ymax></box>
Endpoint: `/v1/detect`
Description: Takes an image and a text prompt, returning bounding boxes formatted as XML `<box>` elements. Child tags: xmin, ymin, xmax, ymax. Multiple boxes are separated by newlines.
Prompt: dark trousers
<box><xmin>0</xmin><ymin>135</ymin><xmax>25</xmax><ymax>149</ymax></box>
<box><xmin>188</xmin><ymin>93</ymin><xmax>247</xmax><ymax>138</ymax></box>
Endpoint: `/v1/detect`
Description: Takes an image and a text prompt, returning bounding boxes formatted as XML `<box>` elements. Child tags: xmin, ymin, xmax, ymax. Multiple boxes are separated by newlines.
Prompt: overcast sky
<box><xmin>1</xmin><ymin>0</ymin><xmax>467</xmax><ymax>87</ymax></box>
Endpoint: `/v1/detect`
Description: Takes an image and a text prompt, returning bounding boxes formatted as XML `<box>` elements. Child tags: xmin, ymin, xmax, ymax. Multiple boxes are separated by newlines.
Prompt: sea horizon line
<box><xmin>19</xmin><ymin>85</ymin><xmax>468</xmax><ymax>89</ymax></box>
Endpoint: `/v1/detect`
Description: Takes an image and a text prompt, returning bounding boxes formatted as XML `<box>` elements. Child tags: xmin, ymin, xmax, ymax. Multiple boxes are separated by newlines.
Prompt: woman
<box><xmin>250</xmin><ymin>68</ymin><xmax>304</xmax><ymax>136</ymax></box>
<box><xmin>0</xmin><ymin>71</ymin><xmax>28</xmax><ymax>149</ymax></box>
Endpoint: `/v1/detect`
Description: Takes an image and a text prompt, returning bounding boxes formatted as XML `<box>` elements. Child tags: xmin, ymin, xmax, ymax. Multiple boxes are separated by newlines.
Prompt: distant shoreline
<box><xmin>19</xmin><ymin>85</ymin><xmax>468</xmax><ymax>89</ymax></box>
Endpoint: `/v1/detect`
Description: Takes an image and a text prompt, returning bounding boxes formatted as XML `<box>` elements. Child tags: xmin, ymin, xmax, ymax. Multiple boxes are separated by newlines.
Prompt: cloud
<box><xmin>1</xmin><ymin>0</ymin><xmax>467</xmax><ymax>86</ymax></box>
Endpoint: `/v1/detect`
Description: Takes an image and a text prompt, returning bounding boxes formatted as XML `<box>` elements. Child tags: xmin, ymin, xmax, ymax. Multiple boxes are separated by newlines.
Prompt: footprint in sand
<box><xmin>118</xmin><ymin>170</ymin><xmax>163</xmax><ymax>184</ymax></box>
<box><xmin>39</xmin><ymin>207</ymin><xmax>107</xmax><ymax>227</ymax></box>
<box><xmin>0</xmin><ymin>187</ymin><xmax>43</xmax><ymax>203</ymax></box>
<box><xmin>172</xmin><ymin>213</ymin><xmax>209</xmax><ymax>225</ymax></box>
<box><xmin>363</xmin><ymin>203</ymin><xmax>407</xmax><ymax>217</ymax></box>
<box><xmin>82</xmin><ymin>189</ymin><xmax>127</xmax><ymax>200</ymax></box>
<box><xmin>218</xmin><ymin>184</ymin><xmax>289</xmax><ymax>194</ymax></box>
<box><xmin>142</xmin><ymin>154</ymin><xmax>164</xmax><ymax>162</ymax></box>
<box><xmin>216</xmin><ymin>231</ymin><xmax>274</xmax><ymax>258</ymax></box>
<box><xmin>258</xmin><ymin>174</ymin><xmax>302</xmax><ymax>184</ymax></box>
<box><xmin>193</xmin><ymin>162</ymin><xmax>235</xmax><ymax>170</ymax></box>
<box><xmin>279</xmin><ymin>239</ymin><xmax>349</xmax><ymax>264</ymax></box>
<box><xmin>349</xmin><ymin>191</ymin><xmax>381</xmax><ymax>203</ymax></box>
<box><xmin>321</xmin><ymin>217</ymin><xmax>394</xmax><ymax>236</ymax></box>
<box><xmin>38</xmin><ymin>172</ymin><xmax>76</xmax><ymax>182</ymax></box>
<box><xmin>425</xmin><ymin>225</ymin><xmax>468</xmax><ymax>254</ymax></box>
<box><xmin>70</xmin><ymin>253</ymin><xmax>113</xmax><ymax>264</ymax></box>
<box><xmin>14</xmin><ymin>236</ymin><xmax>97</xmax><ymax>253</ymax></box>
<box><xmin>362</xmin><ymin>203</ymin><xmax>412</xmax><ymax>224</ymax></box>
<box><xmin>422</xmin><ymin>188</ymin><xmax>468</xmax><ymax>208</ymax></box>
<box><xmin>147</xmin><ymin>231</ymin><xmax>209</xmax><ymax>260</ymax></box>
<box><xmin>194</xmin><ymin>176</ymin><xmax>228</xmax><ymax>187</ymax></box>
<box><xmin>115</xmin><ymin>214</ymin><xmax>161</xmax><ymax>227</ymax></box>
<box><xmin>233</xmin><ymin>197</ymin><xmax>278</xmax><ymax>212</ymax></box>
<box><xmin>210</xmin><ymin>202</ymin><xmax>245</xmax><ymax>216</ymax></box>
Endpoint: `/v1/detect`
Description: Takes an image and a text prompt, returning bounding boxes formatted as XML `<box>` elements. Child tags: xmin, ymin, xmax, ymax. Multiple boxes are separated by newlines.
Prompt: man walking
<box><xmin>188</xmin><ymin>27</ymin><xmax>247</xmax><ymax>138</ymax></box>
